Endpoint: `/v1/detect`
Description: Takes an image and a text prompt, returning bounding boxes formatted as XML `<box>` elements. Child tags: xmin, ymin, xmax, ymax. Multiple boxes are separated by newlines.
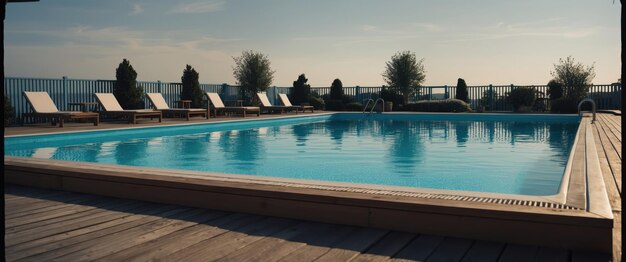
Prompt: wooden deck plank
<box><xmin>460</xmin><ymin>241</ymin><xmax>506</xmax><ymax>262</ymax></box>
<box><xmin>98</xmin><ymin>213</ymin><xmax>260</xmax><ymax>261</ymax></box>
<box><xmin>15</xmin><ymin>206</ymin><xmax>193</xmax><ymax>261</ymax></box>
<box><xmin>5</xmin><ymin>200</ymin><xmax>151</xmax><ymax>247</ymax></box>
<box><xmin>51</xmin><ymin>208</ymin><xmax>222</xmax><ymax>261</ymax></box>
<box><xmin>212</xmin><ymin>222</ymin><xmax>334</xmax><ymax>261</ymax></box>
<box><xmin>6</xmin><ymin>204</ymin><xmax>180</xmax><ymax>261</ymax></box>
<box><xmin>592</xmin><ymin>125</ymin><xmax>622</xmax><ymax>205</ymax></box>
<box><xmin>532</xmin><ymin>246</ymin><xmax>569</xmax><ymax>262</ymax></box>
<box><xmin>595</xmin><ymin>123</ymin><xmax>623</xmax><ymax>193</ymax></box>
<box><xmin>313</xmin><ymin>228</ymin><xmax>389</xmax><ymax>262</ymax></box>
<box><xmin>166</xmin><ymin>215</ymin><xmax>297</xmax><ymax>261</ymax></box>
<box><xmin>497</xmin><ymin>244</ymin><xmax>538</xmax><ymax>262</ymax></box>
<box><xmin>425</xmin><ymin>237</ymin><xmax>474</xmax><ymax>262</ymax></box>
<box><xmin>277</xmin><ymin>226</ymin><xmax>357</xmax><ymax>261</ymax></box>
<box><xmin>5</xmin><ymin>193</ymin><xmax>100</xmax><ymax>218</ymax></box>
<box><xmin>350</xmin><ymin>231</ymin><xmax>416</xmax><ymax>262</ymax></box>
<box><xmin>5</xmin><ymin>199</ymin><xmax>143</xmax><ymax>234</ymax></box>
<box><xmin>596</xmin><ymin>115</ymin><xmax>622</xmax><ymax>160</ymax></box>
<box><xmin>392</xmin><ymin>234</ymin><xmax>445</xmax><ymax>261</ymax></box>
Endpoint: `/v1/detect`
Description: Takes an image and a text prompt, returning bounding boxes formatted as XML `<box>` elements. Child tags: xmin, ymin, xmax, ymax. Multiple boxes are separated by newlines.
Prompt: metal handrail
<box><xmin>363</xmin><ymin>99</ymin><xmax>374</xmax><ymax>113</ymax></box>
<box><xmin>370</xmin><ymin>98</ymin><xmax>385</xmax><ymax>114</ymax></box>
<box><xmin>578</xmin><ymin>98</ymin><xmax>596</xmax><ymax>123</ymax></box>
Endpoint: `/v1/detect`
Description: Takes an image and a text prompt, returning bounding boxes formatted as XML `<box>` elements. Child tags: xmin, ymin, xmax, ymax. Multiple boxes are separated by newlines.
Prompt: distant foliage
<box><xmin>506</xmin><ymin>87</ymin><xmax>537</xmax><ymax>112</ymax></box>
<box><xmin>4</xmin><ymin>95</ymin><xmax>14</xmax><ymax>126</ymax></box>
<box><xmin>405</xmin><ymin>99</ymin><xmax>471</xmax><ymax>112</ymax></box>
<box><xmin>455</xmin><ymin>78</ymin><xmax>469</xmax><ymax>103</ymax></box>
<box><xmin>547</xmin><ymin>79</ymin><xmax>564</xmax><ymax>100</ymax></box>
<box><xmin>329</xmin><ymin>79</ymin><xmax>344</xmax><ymax>100</ymax></box>
<box><xmin>291</xmin><ymin>74</ymin><xmax>311</xmax><ymax>105</ymax></box>
<box><xmin>382</xmin><ymin>51</ymin><xmax>426</xmax><ymax>104</ymax></box>
<box><xmin>550</xmin><ymin>56</ymin><xmax>595</xmax><ymax>101</ymax></box>
<box><xmin>180</xmin><ymin>64</ymin><xmax>204</xmax><ymax>108</ymax></box>
<box><xmin>479</xmin><ymin>89</ymin><xmax>498</xmax><ymax>109</ymax></box>
<box><xmin>114</xmin><ymin>59</ymin><xmax>144</xmax><ymax>109</ymax></box>
<box><xmin>233</xmin><ymin>50</ymin><xmax>275</xmax><ymax>102</ymax></box>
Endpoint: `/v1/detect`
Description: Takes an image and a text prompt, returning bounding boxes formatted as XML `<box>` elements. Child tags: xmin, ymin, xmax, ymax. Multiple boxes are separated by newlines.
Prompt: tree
<box><xmin>455</xmin><ymin>78</ymin><xmax>469</xmax><ymax>102</ymax></box>
<box><xmin>291</xmin><ymin>74</ymin><xmax>311</xmax><ymax>105</ymax></box>
<box><xmin>114</xmin><ymin>59</ymin><xmax>144</xmax><ymax>109</ymax></box>
<box><xmin>550</xmin><ymin>56</ymin><xmax>595</xmax><ymax>100</ymax></box>
<box><xmin>547</xmin><ymin>79</ymin><xmax>564</xmax><ymax>100</ymax></box>
<box><xmin>232</xmin><ymin>50</ymin><xmax>275</xmax><ymax>102</ymax></box>
<box><xmin>329</xmin><ymin>78</ymin><xmax>344</xmax><ymax>100</ymax></box>
<box><xmin>382</xmin><ymin>51</ymin><xmax>426</xmax><ymax>104</ymax></box>
<box><xmin>181</xmin><ymin>64</ymin><xmax>204</xmax><ymax>108</ymax></box>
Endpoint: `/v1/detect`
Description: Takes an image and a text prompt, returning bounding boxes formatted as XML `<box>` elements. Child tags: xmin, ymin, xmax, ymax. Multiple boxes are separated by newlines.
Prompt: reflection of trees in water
<box><xmin>387</xmin><ymin>120</ymin><xmax>424</xmax><ymax>174</ymax></box>
<box><xmin>169</xmin><ymin>134</ymin><xmax>209</xmax><ymax>161</ymax></box>
<box><xmin>329</xmin><ymin>120</ymin><xmax>353</xmax><ymax>144</ymax></box>
<box><xmin>292</xmin><ymin>123</ymin><xmax>313</xmax><ymax>146</ymax></box>
<box><xmin>454</xmin><ymin>122</ymin><xmax>469</xmax><ymax>146</ymax></box>
<box><xmin>548</xmin><ymin>123</ymin><xmax>577</xmax><ymax>156</ymax></box>
<box><xmin>218</xmin><ymin>129</ymin><xmax>265</xmax><ymax>169</ymax></box>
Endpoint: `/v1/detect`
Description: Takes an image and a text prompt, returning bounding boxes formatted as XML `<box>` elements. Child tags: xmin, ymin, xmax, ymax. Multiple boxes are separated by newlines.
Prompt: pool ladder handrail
<box><xmin>578</xmin><ymin>98</ymin><xmax>596</xmax><ymax>123</ymax></box>
<box><xmin>363</xmin><ymin>99</ymin><xmax>374</xmax><ymax>114</ymax></box>
<box><xmin>363</xmin><ymin>98</ymin><xmax>386</xmax><ymax>114</ymax></box>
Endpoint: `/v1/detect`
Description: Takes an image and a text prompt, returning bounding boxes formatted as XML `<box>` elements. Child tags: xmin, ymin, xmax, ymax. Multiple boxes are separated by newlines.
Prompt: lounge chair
<box><xmin>256</xmin><ymin>92</ymin><xmax>300</xmax><ymax>114</ymax></box>
<box><xmin>94</xmin><ymin>93</ymin><xmax>162</xmax><ymax>124</ymax></box>
<box><xmin>278</xmin><ymin>93</ymin><xmax>314</xmax><ymax>113</ymax></box>
<box><xmin>146</xmin><ymin>93</ymin><xmax>207</xmax><ymax>120</ymax></box>
<box><xmin>22</xmin><ymin>91</ymin><xmax>99</xmax><ymax>128</ymax></box>
<box><xmin>205</xmin><ymin>92</ymin><xmax>260</xmax><ymax>118</ymax></box>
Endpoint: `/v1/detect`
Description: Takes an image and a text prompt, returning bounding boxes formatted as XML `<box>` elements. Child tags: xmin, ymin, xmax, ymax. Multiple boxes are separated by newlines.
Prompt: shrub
<box><xmin>550</xmin><ymin>97</ymin><xmax>580</xmax><ymax>114</ymax></box>
<box><xmin>329</xmin><ymin>79</ymin><xmax>344</xmax><ymax>100</ymax></box>
<box><xmin>324</xmin><ymin>100</ymin><xmax>345</xmax><ymax>111</ymax></box>
<box><xmin>379</xmin><ymin>87</ymin><xmax>404</xmax><ymax>110</ymax></box>
<box><xmin>344</xmin><ymin>102</ymin><xmax>364</xmax><ymax>111</ymax></box>
<box><xmin>291</xmin><ymin>74</ymin><xmax>311</xmax><ymax>105</ymax></box>
<box><xmin>382</xmin><ymin>50</ymin><xmax>426</xmax><ymax>104</ymax></box>
<box><xmin>4</xmin><ymin>95</ymin><xmax>13</xmax><ymax>126</ymax></box>
<box><xmin>180</xmin><ymin>64</ymin><xmax>204</xmax><ymax>108</ymax></box>
<box><xmin>114</xmin><ymin>59</ymin><xmax>144</xmax><ymax>109</ymax></box>
<box><xmin>506</xmin><ymin>87</ymin><xmax>537</xmax><ymax>112</ymax></box>
<box><xmin>404</xmin><ymin>99</ymin><xmax>472</xmax><ymax>112</ymax></box>
<box><xmin>455</xmin><ymin>78</ymin><xmax>469</xmax><ymax>103</ymax></box>
<box><xmin>233</xmin><ymin>50</ymin><xmax>275</xmax><ymax>102</ymax></box>
<box><xmin>547</xmin><ymin>79</ymin><xmax>564</xmax><ymax>100</ymax></box>
<box><xmin>308</xmin><ymin>95</ymin><xmax>325</xmax><ymax>110</ymax></box>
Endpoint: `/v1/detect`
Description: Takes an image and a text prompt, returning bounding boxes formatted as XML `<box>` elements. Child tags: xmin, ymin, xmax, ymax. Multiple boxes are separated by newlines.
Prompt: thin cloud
<box><xmin>171</xmin><ymin>2</ymin><xmax>225</xmax><ymax>14</ymax></box>
<box><xmin>131</xmin><ymin>4</ymin><xmax>144</xmax><ymax>15</ymax></box>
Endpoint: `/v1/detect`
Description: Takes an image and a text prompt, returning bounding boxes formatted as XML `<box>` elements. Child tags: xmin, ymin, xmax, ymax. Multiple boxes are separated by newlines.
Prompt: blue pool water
<box><xmin>5</xmin><ymin>113</ymin><xmax>580</xmax><ymax>196</ymax></box>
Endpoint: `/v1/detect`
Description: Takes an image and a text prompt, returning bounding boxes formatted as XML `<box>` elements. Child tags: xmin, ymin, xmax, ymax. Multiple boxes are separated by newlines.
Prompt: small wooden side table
<box><xmin>68</xmin><ymin>102</ymin><xmax>99</xmax><ymax>112</ymax></box>
<box><xmin>176</xmin><ymin>100</ymin><xmax>192</xmax><ymax>109</ymax></box>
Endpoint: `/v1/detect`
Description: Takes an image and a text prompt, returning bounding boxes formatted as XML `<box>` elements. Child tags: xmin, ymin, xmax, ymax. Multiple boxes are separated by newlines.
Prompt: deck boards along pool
<box><xmin>5</xmin><ymin>113</ymin><xmax>581</xmax><ymax>196</ymax></box>
<box><xmin>3</xmin><ymin>112</ymin><xmax>615</xmax><ymax>253</ymax></box>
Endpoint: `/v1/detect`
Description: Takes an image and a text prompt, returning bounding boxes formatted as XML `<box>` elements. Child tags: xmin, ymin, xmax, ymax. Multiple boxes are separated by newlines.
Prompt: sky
<box><xmin>4</xmin><ymin>0</ymin><xmax>621</xmax><ymax>87</ymax></box>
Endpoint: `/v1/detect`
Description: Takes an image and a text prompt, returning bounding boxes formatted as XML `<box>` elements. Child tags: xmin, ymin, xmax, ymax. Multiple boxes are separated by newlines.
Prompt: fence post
<box><xmin>62</xmin><ymin>76</ymin><xmax>68</xmax><ymax>111</ymax></box>
<box><xmin>444</xmin><ymin>85</ymin><xmax>449</xmax><ymax>99</ymax></box>
<box><xmin>157</xmin><ymin>80</ymin><xmax>162</xmax><ymax>94</ymax></box>
<box><xmin>355</xmin><ymin>86</ymin><xmax>361</xmax><ymax>103</ymax></box>
<box><xmin>428</xmin><ymin>87</ymin><xmax>432</xmax><ymax>101</ymax></box>
<box><xmin>489</xmin><ymin>84</ymin><xmax>493</xmax><ymax>111</ymax></box>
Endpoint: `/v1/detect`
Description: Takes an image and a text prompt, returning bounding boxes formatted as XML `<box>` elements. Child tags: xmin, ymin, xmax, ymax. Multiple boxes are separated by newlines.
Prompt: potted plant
<box><xmin>384</xmin><ymin>101</ymin><xmax>393</xmax><ymax>112</ymax></box>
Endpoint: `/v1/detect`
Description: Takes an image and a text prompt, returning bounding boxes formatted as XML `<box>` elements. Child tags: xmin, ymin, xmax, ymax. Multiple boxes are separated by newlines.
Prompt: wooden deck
<box><xmin>4</xmin><ymin>112</ymin><xmax>622</xmax><ymax>261</ymax></box>
<box><xmin>3</xmin><ymin>185</ymin><xmax>611</xmax><ymax>262</ymax></box>
<box><xmin>590</xmin><ymin>113</ymin><xmax>622</xmax><ymax>261</ymax></box>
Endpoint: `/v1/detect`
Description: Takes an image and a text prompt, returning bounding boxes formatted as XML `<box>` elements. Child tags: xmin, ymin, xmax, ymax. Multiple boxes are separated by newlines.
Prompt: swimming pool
<box><xmin>4</xmin><ymin>113</ymin><xmax>580</xmax><ymax>196</ymax></box>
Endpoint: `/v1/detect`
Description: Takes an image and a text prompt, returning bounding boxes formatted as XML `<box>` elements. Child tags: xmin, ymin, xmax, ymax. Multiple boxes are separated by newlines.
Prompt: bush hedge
<box><xmin>404</xmin><ymin>99</ymin><xmax>472</xmax><ymax>112</ymax></box>
<box><xmin>550</xmin><ymin>97</ymin><xmax>581</xmax><ymax>114</ymax></box>
<box><xmin>4</xmin><ymin>95</ymin><xmax>13</xmax><ymax>126</ymax></box>
<box><xmin>344</xmin><ymin>102</ymin><xmax>364</xmax><ymax>111</ymax></box>
<box><xmin>506</xmin><ymin>87</ymin><xmax>536</xmax><ymax>112</ymax></box>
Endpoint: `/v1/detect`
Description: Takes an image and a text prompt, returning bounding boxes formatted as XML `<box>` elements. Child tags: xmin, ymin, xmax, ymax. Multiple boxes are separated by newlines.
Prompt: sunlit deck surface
<box><xmin>4</xmin><ymin>112</ymin><xmax>621</xmax><ymax>261</ymax></box>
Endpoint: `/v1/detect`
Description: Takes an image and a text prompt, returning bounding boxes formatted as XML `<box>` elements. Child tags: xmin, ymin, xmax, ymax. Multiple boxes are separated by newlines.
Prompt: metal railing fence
<box><xmin>4</xmin><ymin>76</ymin><xmax>621</xmax><ymax>123</ymax></box>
